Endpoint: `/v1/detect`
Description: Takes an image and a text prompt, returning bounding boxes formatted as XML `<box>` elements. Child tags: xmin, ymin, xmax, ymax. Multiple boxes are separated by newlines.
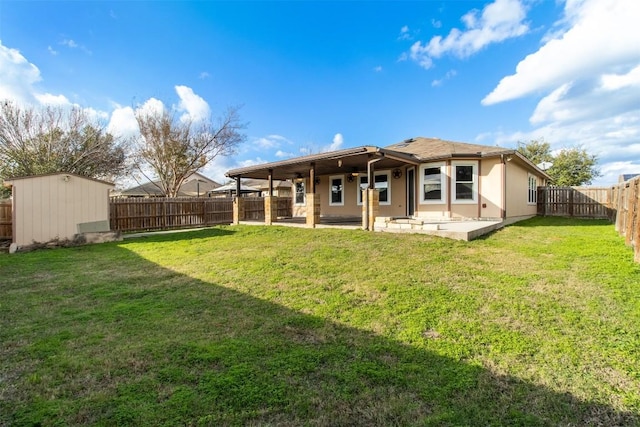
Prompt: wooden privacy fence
<box><xmin>612</xmin><ymin>177</ymin><xmax>640</xmax><ymax>262</ymax></box>
<box><xmin>537</xmin><ymin>187</ymin><xmax>614</xmax><ymax>219</ymax></box>
<box><xmin>0</xmin><ymin>200</ymin><xmax>11</xmax><ymax>240</ymax></box>
<box><xmin>110</xmin><ymin>196</ymin><xmax>295</xmax><ymax>233</ymax></box>
<box><xmin>110</xmin><ymin>197</ymin><xmax>234</xmax><ymax>232</ymax></box>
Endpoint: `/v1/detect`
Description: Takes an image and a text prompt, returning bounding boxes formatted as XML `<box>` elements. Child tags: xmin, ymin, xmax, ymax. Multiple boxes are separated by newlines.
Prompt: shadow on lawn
<box><xmin>2</xmin><ymin>237</ymin><xmax>637</xmax><ymax>426</ymax></box>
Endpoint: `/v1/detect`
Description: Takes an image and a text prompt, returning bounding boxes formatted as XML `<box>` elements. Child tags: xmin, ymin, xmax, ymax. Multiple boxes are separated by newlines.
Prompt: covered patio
<box><xmin>226</xmin><ymin>146</ymin><xmax>419</xmax><ymax>231</ymax></box>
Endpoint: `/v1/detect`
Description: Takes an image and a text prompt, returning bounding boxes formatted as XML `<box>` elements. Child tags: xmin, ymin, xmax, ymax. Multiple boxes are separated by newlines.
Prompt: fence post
<box><xmin>634</xmin><ymin>180</ymin><xmax>640</xmax><ymax>262</ymax></box>
<box><xmin>625</xmin><ymin>181</ymin><xmax>637</xmax><ymax>246</ymax></box>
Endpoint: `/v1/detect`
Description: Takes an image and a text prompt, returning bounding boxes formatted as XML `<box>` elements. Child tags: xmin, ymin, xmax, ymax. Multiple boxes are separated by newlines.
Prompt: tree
<box><xmin>0</xmin><ymin>101</ymin><xmax>129</xmax><ymax>196</ymax></box>
<box><xmin>517</xmin><ymin>139</ymin><xmax>601</xmax><ymax>186</ymax></box>
<box><xmin>516</xmin><ymin>139</ymin><xmax>553</xmax><ymax>165</ymax></box>
<box><xmin>134</xmin><ymin>106</ymin><xmax>246</xmax><ymax>197</ymax></box>
<box><xmin>548</xmin><ymin>147</ymin><xmax>601</xmax><ymax>186</ymax></box>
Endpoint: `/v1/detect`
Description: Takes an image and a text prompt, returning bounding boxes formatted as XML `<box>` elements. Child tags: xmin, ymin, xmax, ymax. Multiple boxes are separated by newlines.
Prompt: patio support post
<box><xmin>264</xmin><ymin>169</ymin><xmax>275</xmax><ymax>225</ymax></box>
<box><xmin>306</xmin><ymin>163</ymin><xmax>319</xmax><ymax>228</ymax></box>
<box><xmin>232</xmin><ymin>176</ymin><xmax>244</xmax><ymax>225</ymax></box>
<box><xmin>362</xmin><ymin>189</ymin><xmax>368</xmax><ymax>230</ymax></box>
<box><xmin>364</xmin><ymin>156</ymin><xmax>383</xmax><ymax>231</ymax></box>
<box><xmin>365</xmin><ymin>188</ymin><xmax>379</xmax><ymax>231</ymax></box>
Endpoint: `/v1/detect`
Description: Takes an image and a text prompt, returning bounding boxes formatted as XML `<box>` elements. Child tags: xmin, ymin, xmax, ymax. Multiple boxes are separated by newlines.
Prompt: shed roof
<box><xmin>3</xmin><ymin>172</ymin><xmax>114</xmax><ymax>187</ymax></box>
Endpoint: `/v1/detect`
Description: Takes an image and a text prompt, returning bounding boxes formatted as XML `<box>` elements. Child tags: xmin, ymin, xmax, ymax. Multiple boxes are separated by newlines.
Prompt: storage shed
<box><xmin>3</xmin><ymin>172</ymin><xmax>117</xmax><ymax>250</ymax></box>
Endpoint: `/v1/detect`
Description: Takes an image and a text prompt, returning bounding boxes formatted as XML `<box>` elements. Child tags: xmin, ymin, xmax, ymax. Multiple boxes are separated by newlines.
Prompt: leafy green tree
<box><xmin>548</xmin><ymin>147</ymin><xmax>601</xmax><ymax>186</ymax></box>
<box><xmin>517</xmin><ymin>139</ymin><xmax>600</xmax><ymax>186</ymax></box>
<box><xmin>0</xmin><ymin>101</ymin><xmax>129</xmax><ymax>196</ymax></box>
<box><xmin>134</xmin><ymin>106</ymin><xmax>246</xmax><ymax>197</ymax></box>
<box><xmin>516</xmin><ymin>139</ymin><xmax>553</xmax><ymax>165</ymax></box>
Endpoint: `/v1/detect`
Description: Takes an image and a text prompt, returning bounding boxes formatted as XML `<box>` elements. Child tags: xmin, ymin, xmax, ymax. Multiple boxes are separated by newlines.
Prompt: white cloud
<box><xmin>199</xmin><ymin>71</ymin><xmax>210</xmax><ymax>79</ymax></box>
<box><xmin>107</xmin><ymin>105</ymin><xmax>139</xmax><ymax>139</ymax></box>
<box><xmin>601</xmin><ymin>64</ymin><xmax>640</xmax><ymax>91</ymax></box>
<box><xmin>47</xmin><ymin>46</ymin><xmax>58</xmax><ymax>56</ymax></box>
<box><xmin>0</xmin><ymin>41</ymin><xmax>74</xmax><ymax>107</ymax></box>
<box><xmin>398</xmin><ymin>25</ymin><xmax>412</xmax><ymax>41</ymax></box>
<box><xmin>478</xmin><ymin>0</ymin><xmax>640</xmax><ymax>186</ymax></box>
<box><xmin>328</xmin><ymin>133</ymin><xmax>343</xmax><ymax>151</ymax></box>
<box><xmin>374</xmin><ymin>65</ymin><xmax>383</xmax><ymax>73</ymax></box>
<box><xmin>254</xmin><ymin>134</ymin><xmax>292</xmax><ymax>150</ymax></box>
<box><xmin>61</xmin><ymin>39</ymin><xmax>78</xmax><ymax>48</ymax></box>
<box><xmin>482</xmin><ymin>0</ymin><xmax>640</xmax><ymax>105</ymax></box>
<box><xmin>136</xmin><ymin>97</ymin><xmax>165</xmax><ymax>117</ymax></box>
<box><xmin>431</xmin><ymin>69</ymin><xmax>457</xmax><ymax>87</ymax></box>
<box><xmin>431</xmin><ymin>19</ymin><xmax>442</xmax><ymax>29</ymax></box>
<box><xmin>34</xmin><ymin>93</ymin><xmax>70</xmax><ymax>106</ymax></box>
<box><xmin>59</xmin><ymin>38</ymin><xmax>92</xmax><ymax>55</ymax></box>
<box><xmin>175</xmin><ymin>85</ymin><xmax>210</xmax><ymax>123</ymax></box>
<box><xmin>275</xmin><ymin>150</ymin><xmax>295</xmax><ymax>158</ymax></box>
<box><xmin>409</xmin><ymin>0</ymin><xmax>528</xmax><ymax>69</ymax></box>
<box><xmin>478</xmin><ymin>109</ymin><xmax>640</xmax><ymax>185</ymax></box>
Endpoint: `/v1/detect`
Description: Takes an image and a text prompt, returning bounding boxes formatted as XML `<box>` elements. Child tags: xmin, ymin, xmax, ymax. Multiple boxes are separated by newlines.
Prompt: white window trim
<box><xmin>528</xmin><ymin>174</ymin><xmax>537</xmax><ymax>205</ymax></box>
<box><xmin>419</xmin><ymin>162</ymin><xmax>447</xmax><ymax>204</ymax></box>
<box><xmin>329</xmin><ymin>175</ymin><xmax>344</xmax><ymax>206</ymax></box>
<box><xmin>294</xmin><ymin>181</ymin><xmax>306</xmax><ymax>206</ymax></box>
<box><xmin>451</xmin><ymin>161</ymin><xmax>478</xmax><ymax>204</ymax></box>
<box><xmin>357</xmin><ymin>170</ymin><xmax>391</xmax><ymax>206</ymax></box>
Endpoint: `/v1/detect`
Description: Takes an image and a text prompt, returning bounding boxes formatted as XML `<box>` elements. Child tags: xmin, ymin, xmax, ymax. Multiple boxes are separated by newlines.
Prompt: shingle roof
<box><xmin>120</xmin><ymin>173</ymin><xmax>220</xmax><ymax>196</ymax></box>
<box><xmin>386</xmin><ymin>137</ymin><xmax>512</xmax><ymax>160</ymax></box>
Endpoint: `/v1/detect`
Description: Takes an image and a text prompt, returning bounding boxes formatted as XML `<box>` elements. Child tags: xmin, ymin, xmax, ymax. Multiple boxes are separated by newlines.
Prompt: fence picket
<box><xmin>0</xmin><ymin>200</ymin><xmax>11</xmax><ymax>239</ymax></box>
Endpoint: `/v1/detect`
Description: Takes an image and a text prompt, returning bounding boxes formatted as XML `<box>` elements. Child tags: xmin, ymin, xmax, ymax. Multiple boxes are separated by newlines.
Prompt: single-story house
<box><xmin>3</xmin><ymin>172</ymin><xmax>118</xmax><ymax>250</ymax></box>
<box><xmin>118</xmin><ymin>172</ymin><xmax>220</xmax><ymax>197</ymax></box>
<box><xmin>243</xmin><ymin>178</ymin><xmax>293</xmax><ymax>198</ymax></box>
<box><xmin>209</xmin><ymin>179</ymin><xmax>292</xmax><ymax>198</ymax></box>
<box><xmin>225</xmin><ymin>137</ymin><xmax>550</xmax><ymax>232</ymax></box>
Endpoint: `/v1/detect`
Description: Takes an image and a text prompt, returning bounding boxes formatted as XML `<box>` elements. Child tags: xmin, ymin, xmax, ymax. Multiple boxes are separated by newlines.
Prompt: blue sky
<box><xmin>1</xmin><ymin>0</ymin><xmax>639</xmax><ymax>186</ymax></box>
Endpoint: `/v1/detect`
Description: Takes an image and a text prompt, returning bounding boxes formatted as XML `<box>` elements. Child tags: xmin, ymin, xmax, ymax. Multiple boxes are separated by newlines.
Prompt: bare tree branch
<box><xmin>133</xmin><ymin>105</ymin><xmax>246</xmax><ymax>197</ymax></box>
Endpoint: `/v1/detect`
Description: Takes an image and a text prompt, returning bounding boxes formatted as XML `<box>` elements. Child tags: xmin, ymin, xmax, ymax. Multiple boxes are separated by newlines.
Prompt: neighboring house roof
<box><xmin>242</xmin><ymin>178</ymin><xmax>292</xmax><ymax>189</ymax></box>
<box><xmin>120</xmin><ymin>172</ymin><xmax>220</xmax><ymax>197</ymax></box>
<box><xmin>210</xmin><ymin>182</ymin><xmax>262</xmax><ymax>194</ymax></box>
<box><xmin>225</xmin><ymin>137</ymin><xmax>549</xmax><ymax>180</ymax></box>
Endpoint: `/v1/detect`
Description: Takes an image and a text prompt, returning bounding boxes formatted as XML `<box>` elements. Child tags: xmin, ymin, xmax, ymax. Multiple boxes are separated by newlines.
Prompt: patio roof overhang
<box><xmin>226</xmin><ymin>146</ymin><xmax>420</xmax><ymax>180</ymax></box>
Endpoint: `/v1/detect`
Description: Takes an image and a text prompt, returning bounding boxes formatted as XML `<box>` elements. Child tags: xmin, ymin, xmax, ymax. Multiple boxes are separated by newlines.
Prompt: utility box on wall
<box><xmin>3</xmin><ymin>172</ymin><xmax>118</xmax><ymax>250</ymax></box>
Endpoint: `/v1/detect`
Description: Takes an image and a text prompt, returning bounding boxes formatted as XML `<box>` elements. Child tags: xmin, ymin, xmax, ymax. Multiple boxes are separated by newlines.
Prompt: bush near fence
<box><xmin>537</xmin><ymin>178</ymin><xmax>640</xmax><ymax>262</ymax></box>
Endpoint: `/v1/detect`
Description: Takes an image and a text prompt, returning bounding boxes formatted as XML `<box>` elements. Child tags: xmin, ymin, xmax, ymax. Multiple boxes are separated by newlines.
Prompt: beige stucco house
<box><xmin>118</xmin><ymin>172</ymin><xmax>220</xmax><ymax>197</ymax></box>
<box><xmin>225</xmin><ymin>137</ymin><xmax>549</xmax><ymax>232</ymax></box>
<box><xmin>3</xmin><ymin>172</ymin><xmax>116</xmax><ymax>249</ymax></box>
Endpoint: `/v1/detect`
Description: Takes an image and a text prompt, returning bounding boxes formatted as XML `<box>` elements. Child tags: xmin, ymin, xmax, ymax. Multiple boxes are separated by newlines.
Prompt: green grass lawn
<box><xmin>1</xmin><ymin>217</ymin><xmax>639</xmax><ymax>426</ymax></box>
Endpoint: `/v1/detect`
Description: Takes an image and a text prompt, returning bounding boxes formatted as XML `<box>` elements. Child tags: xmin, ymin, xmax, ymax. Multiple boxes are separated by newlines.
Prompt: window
<box><xmin>329</xmin><ymin>175</ymin><xmax>344</xmax><ymax>206</ymax></box>
<box><xmin>452</xmin><ymin>161</ymin><xmax>477</xmax><ymax>203</ymax></box>
<box><xmin>294</xmin><ymin>181</ymin><xmax>305</xmax><ymax>205</ymax></box>
<box><xmin>357</xmin><ymin>171</ymin><xmax>391</xmax><ymax>205</ymax></box>
<box><xmin>420</xmin><ymin>163</ymin><xmax>446</xmax><ymax>204</ymax></box>
<box><xmin>528</xmin><ymin>174</ymin><xmax>537</xmax><ymax>204</ymax></box>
